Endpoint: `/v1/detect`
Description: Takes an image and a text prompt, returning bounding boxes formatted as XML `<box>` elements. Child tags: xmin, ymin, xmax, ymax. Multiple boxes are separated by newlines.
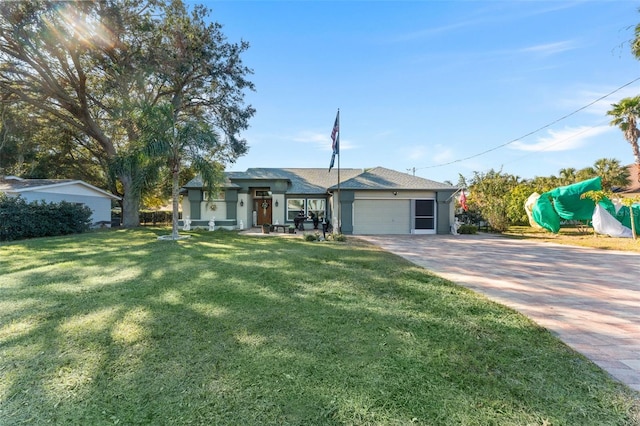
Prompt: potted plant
<box><xmin>288</xmin><ymin>225</ymin><xmax>295</xmax><ymax>234</ymax></box>
<box><xmin>262</xmin><ymin>223</ymin><xmax>271</xmax><ymax>234</ymax></box>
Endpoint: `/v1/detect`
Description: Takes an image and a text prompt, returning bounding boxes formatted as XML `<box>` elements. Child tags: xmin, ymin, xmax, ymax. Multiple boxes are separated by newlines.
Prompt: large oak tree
<box><xmin>0</xmin><ymin>0</ymin><xmax>254</xmax><ymax>227</ymax></box>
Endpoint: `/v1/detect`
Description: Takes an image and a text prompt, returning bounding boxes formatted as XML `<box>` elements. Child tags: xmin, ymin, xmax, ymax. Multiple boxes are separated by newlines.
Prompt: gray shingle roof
<box><xmin>220</xmin><ymin>168</ymin><xmax>362</xmax><ymax>194</ymax></box>
<box><xmin>0</xmin><ymin>177</ymin><xmax>76</xmax><ymax>192</ymax></box>
<box><xmin>331</xmin><ymin>167</ymin><xmax>455</xmax><ymax>190</ymax></box>
<box><xmin>0</xmin><ymin>176</ymin><xmax>120</xmax><ymax>199</ymax></box>
<box><xmin>182</xmin><ymin>175</ymin><xmax>240</xmax><ymax>189</ymax></box>
<box><xmin>233</xmin><ymin>168</ymin><xmax>362</xmax><ymax>194</ymax></box>
<box><xmin>183</xmin><ymin>167</ymin><xmax>455</xmax><ymax>194</ymax></box>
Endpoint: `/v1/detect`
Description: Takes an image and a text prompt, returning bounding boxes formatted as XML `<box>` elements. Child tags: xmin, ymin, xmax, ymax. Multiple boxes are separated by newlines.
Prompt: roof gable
<box><xmin>0</xmin><ymin>177</ymin><xmax>120</xmax><ymax>200</ymax></box>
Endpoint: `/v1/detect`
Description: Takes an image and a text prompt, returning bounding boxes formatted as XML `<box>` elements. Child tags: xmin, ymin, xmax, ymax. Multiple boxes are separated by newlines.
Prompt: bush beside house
<box><xmin>0</xmin><ymin>194</ymin><xmax>92</xmax><ymax>241</ymax></box>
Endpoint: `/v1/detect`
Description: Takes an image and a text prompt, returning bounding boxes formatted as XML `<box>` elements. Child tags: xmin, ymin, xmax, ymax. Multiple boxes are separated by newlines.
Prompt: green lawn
<box><xmin>1</xmin><ymin>228</ymin><xmax>638</xmax><ymax>425</ymax></box>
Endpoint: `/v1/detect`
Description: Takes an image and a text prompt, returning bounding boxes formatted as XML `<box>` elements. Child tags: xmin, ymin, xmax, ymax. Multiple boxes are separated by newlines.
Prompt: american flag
<box><xmin>459</xmin><ymin>190</ymin><xmax>468</xmax><ymax>211</ymax></box>
<box><xmin>329</xmin><ymin>110</ymin><xmax>339</xmax><ymax>172</ymax></box>
<box><xmin>331</xmin><ymin>110</ymin><xmax>339</xmax><ymax>154</ymax></box>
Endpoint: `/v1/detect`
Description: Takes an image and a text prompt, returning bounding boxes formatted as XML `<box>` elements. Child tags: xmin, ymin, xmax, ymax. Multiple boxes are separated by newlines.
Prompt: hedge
<box><xmin>0</xmin><ymin>194</ymin><xmax>92</xmax><ymax>241</ymax></box>
<box><xmin>139</xmin><ymin>210</ymin><xmax>175</xmax><ymax>225</ymax></box>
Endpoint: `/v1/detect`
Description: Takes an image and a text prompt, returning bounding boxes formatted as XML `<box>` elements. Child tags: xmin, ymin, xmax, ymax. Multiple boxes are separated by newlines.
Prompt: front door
<box><xmin>256</xmin><ymin>199</ymin><xmax>272</xmax><ymax>225</ymax></box>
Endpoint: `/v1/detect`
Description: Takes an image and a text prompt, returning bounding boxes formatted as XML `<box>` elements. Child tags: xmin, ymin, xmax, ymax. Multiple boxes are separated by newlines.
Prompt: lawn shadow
<box><xmin>1</xmin><ymin>229</ymin><xmax>638</xmax><ymax>424</ymax></box>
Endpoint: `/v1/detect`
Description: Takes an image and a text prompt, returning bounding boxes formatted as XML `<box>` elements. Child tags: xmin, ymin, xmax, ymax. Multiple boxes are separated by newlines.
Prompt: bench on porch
<box><xmin>271</xmin><ymin>224</ymin><xmax>289</xmax><ymax>233</ymax></box>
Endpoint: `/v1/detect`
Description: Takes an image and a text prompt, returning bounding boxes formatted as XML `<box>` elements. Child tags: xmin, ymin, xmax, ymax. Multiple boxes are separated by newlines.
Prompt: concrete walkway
<box><xmin>357</xmin><ymin>233</ymin><xmax>640</xmax><ymax>392</ymax></box>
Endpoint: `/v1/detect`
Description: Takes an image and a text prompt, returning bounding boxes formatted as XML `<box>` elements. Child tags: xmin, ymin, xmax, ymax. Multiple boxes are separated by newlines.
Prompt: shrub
<box><xmin>0</xmin><ymin>194</ymin><xmax>92</xmax><ymax>241</ymax></box>
<box><xmin>458</xmin><ymin>224</ymin><xmax>478</xmax><ymax>234</ymax></box>
<box><xmin>328</xmin><ymin>233</ymin><xmax>347</xmax><ymax>242</ymax></box>
<box><xmin>303</xmin><ymin>233</ymin><xmax>318</xmax><ymax>241</ymax></box>
<box><xmin>139</xmin><ymin>210</ymin><xmax>173</xmax><ymax>225</ymax></box>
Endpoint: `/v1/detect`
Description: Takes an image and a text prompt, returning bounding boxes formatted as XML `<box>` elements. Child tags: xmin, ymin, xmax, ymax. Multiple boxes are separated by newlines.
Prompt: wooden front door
<box><xmin>256</xmin><ymin>199</ymin><xmax>272</xmax><ymax>225</ymax></box>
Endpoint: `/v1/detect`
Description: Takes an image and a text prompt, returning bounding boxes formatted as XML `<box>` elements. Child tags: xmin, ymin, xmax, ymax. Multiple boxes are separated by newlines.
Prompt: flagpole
<box><xmin>337</xmin><ymin>109</ymin><xmax>340</xmax><ymax>234</ymax></box>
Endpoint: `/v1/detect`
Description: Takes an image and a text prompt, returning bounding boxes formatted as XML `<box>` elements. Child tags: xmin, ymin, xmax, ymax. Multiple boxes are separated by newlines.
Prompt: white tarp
<box><xmin>524</xmin><ymin>192</ymin><xmax>544</xmax><ymax>229</ymax></box>
<box><xmin>592</xmin><ymin>204</ymin><xmax>633</xmax><ymax>238</ymax></box>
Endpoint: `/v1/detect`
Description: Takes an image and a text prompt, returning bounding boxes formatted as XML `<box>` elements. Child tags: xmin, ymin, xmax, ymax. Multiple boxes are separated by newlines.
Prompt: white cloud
<box><xmin>404</xmin><ymin>145</ymin><xmax>428</xmax><ymax>161</ymax></box>
<box><xmin>393</xmin><ymin>19</ymin><xmax>478</xmax><ymax>43</ymax></box>
<box><xmin>510</xmin><ymin>125</ymin><xmax>611</xmax><ymax>152</ymax></box>
<box><xmin>433</xmin><ymin>144</ymin><xmax>454</xmax><ymax>163</ymax></box>
<box><xmin>406</xmin><ymin>145</ymin><xmax>454</xmax><ymax>164</ymax></box>
<box><xmin>519</xmin><ymin>40</ymin><xmax>577</xmax><ymax>56</ymax></box>
<box><xmin>291</xmin><ymin>131</ymin><xmax>352</xmax><ymax>151</ymax></box>
<box><xmin>292</xmin><ymin>131</ymin><xmax>326</xmax><ymax>146</ymax></box>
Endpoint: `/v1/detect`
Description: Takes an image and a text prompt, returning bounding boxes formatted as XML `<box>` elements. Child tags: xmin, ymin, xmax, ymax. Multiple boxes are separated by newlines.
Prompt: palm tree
<box><xmin>576</xmin><ymin>167</ymin><xmax>596</xmax><ymax>182</ymax></box>
<box><xmin>632</xmin><ymin>22</ymin><xmax>640</xmax><ymax>60</ymax></box>
<box><xmin>607</xmin><ymin>96</ymin><xmax>640</xmax><ymax>183</ymax></box>
<box><xmin>592</xmin><ymin>158</ymin><xmax>630</xmax><ymax>191</ymax></box>
<box><xmin>140</xmin><ymin>103</ymin><xmax>223</xmax><ymax>240</ymax></box>
<box><xmin>558</xmin><ymin>167</ymin><xmax>577</xmax><ymax>186</ymax></box>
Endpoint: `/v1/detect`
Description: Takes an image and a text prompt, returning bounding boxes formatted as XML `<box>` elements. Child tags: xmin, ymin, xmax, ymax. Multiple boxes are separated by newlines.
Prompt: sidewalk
<box><xmin>357</xmin><ymin>233</ymin><xmax>640</xmax><ymax>392</ymax></box>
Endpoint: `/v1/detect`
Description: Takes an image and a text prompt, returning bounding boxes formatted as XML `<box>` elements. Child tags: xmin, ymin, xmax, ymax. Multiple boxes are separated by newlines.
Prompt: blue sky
<box><xmin>201</xmin><ymin>1</ymin><xmax>640</xmax><ymax>184</ymax></box>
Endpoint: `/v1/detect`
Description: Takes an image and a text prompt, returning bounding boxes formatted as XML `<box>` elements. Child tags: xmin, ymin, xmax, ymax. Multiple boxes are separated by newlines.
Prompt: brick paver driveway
<box><xmin>358</xmin><ymin>233</ymin><xmax>640</xmax><ymax>392</ymax></box>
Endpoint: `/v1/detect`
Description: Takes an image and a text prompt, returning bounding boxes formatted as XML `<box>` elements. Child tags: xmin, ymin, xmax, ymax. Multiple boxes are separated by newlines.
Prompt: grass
<box><xmin>1</xmin><ymin>228</ymin><xmax>638</xmax><ymax>425</ymax></box>
<box><xmin>502</xmin><ymin>225</ymin><xmax>640</xmax><ymax>253</ymax></box>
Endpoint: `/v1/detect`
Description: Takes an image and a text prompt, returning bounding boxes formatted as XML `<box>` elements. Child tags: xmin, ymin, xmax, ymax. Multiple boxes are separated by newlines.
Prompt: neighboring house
<box><xmin>181</xmin><ymin>167</ymin><xmax>459</xmax><ymax>235</ymax></box>
<box><xmin>619</xmin><ymin>164</ymin><xmax>640</xmax><ymax>196</ymax></box>
<box><xmin>0</xmin><ymin>176</ymin><xmax>120</xmax><ymax>226</ymax></box>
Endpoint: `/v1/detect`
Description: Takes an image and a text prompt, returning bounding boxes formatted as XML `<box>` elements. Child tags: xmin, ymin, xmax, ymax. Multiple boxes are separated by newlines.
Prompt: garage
<box><xmin>353</xmin><ymin>199</ymin><xmax>411</xmax><ymax>234</ymax></box>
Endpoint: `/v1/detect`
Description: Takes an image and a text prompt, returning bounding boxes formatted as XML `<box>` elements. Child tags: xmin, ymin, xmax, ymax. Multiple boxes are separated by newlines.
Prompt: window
<box><xmin>307</xmin><ymin>199</ymin><xmax>326</xmax><ymax>221</ymax></box>
<box><xmin>286</xmin><ymin>198</ymin><xmax>327</xmax><ymax>221</ymax></box>
<box><xmin>287</xmin><ymin>199</ymin><xmax>305</xmax><ymax>221</ymax></box>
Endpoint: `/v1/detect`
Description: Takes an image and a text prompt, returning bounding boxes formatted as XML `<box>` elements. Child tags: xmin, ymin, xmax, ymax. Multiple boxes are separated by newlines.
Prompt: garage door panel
<box><xmin>354</xmin><ymin>200</ymin><xmax>410</xmax><ymax>234</ymax></box>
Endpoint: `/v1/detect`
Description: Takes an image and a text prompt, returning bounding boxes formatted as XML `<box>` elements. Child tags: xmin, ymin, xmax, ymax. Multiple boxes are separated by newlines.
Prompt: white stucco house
<box><xmin>0</xmin><ymin>176</ymin><xmax>120</xmax><ymax>226</ymax></box>
<box><xmin>180</xmin><ymin>166</ymin><xmax>459</xmax><ymax>235</ymax></box>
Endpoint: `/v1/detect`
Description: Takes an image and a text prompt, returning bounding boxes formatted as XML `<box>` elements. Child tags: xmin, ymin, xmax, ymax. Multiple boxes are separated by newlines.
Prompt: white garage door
<box><xmin>353</xmin><ymin>199</ymin><xmax>410</xmax><ymax>234</ymax></box>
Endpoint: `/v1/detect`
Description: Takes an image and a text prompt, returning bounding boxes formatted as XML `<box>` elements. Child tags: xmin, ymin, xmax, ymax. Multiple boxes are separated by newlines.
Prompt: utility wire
<box><xmin>415</xmin><ymin>76</ymin><xmax>640</xmax><ymax>171</ymax></box>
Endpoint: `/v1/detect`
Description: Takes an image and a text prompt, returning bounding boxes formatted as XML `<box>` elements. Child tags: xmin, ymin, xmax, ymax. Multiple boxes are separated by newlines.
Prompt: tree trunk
<box><xmin>171</xmin><ymin>169</ymin><xmax>180</xmax><ymax>239</ymax></box>
<box><xmin>120</xmin><ymin>173</ymin><xmax>141</xmax><ymax>228</ymax></box>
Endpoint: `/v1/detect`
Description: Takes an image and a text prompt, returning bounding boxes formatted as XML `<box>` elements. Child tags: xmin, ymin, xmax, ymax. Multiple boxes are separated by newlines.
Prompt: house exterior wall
<box><xmin>181</xmin><ymin>189</ymin><xmax>240</xmax><ymax>229</ymax></box>
<box><xmin>200</xmin><ymin>200</ymin><xmax>226</xmax><ymax>222</ymax></box>
<box><xmin>182</xmin><ymin>198</ymin><xmax>191</xmax><ymax>219</ymax></box>
<box><xmin>354</xmin><ymin>190</ymin><xmax>436</xmax><ymax>200</ymax></box>
<box><xmin>271</xmin><ymin>193</ymin><xmax>286</xmax><ymax>225</ymax></box>
<box><xmin>436</xmin><ymin>190</ymin><xmax>456</xmax><ymax>234</ymax></box>
<box><xmin>237</xmin><ymin>192</ymin><xmax>250</xmax><ymax>228</ymax></box>
<box><xmin>335</xmin><ymin>190</ymin><xmax>354</xmax><ymax>234</ymax></box>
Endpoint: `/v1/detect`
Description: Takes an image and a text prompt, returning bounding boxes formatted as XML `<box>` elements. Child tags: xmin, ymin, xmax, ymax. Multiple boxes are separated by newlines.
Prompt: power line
<box><xmin>414</xmin><ymin>76</ymin><xmax>640</xmax><ymax>171</ymax></box>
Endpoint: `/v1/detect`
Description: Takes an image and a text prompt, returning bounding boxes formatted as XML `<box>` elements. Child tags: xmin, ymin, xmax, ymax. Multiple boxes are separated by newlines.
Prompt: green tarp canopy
<box><xmin>615</xmin><ymin>204</ymin><xmax>640</xmax><ymax>231</ymax></box>
<box><xmin>532</xmin><ymin>177</ymin><xmax>601</xmax><ymax>233</ymax></box>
